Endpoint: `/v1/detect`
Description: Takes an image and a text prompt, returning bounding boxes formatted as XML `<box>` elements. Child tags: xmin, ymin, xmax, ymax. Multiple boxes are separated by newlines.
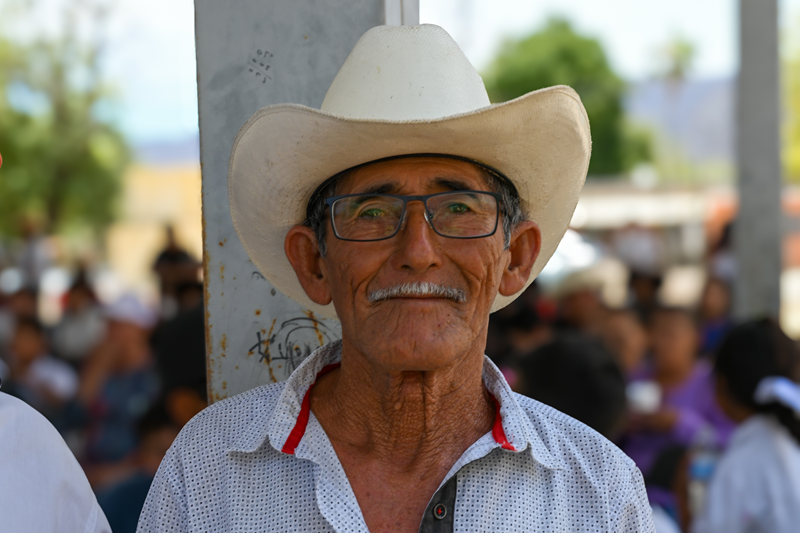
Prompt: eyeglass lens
<box><xmin>331</xmin><ymin>192</ymin><xmax>498</xmax><ymax>241</ymax></box>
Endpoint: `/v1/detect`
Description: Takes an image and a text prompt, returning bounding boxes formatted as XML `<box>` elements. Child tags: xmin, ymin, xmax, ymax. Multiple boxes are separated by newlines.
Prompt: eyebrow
<box><xmin>433</xmin><ymin>177</ymin><xmax>474</xmax><ymax>191</ymax></box>
<box><xmin>354</xmin><ymin>176</ymin><xmax>478</xmax><ymax>195</ymax></box>
<box><xmin>357</xmin><ymin>182</ymin><xmax>400</xmax><ymax>195</ymax></box>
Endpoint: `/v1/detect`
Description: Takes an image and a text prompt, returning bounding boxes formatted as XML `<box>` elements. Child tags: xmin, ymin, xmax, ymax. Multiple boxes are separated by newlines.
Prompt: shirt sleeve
<box><xmin>611</xmin><ymin>464</ymin><xmax>656</xmax><ymax>533</ymax></box>
<box><xmin>137</xmin><ymin>444</ymin><xmax>190</xmax><ymax>532</ymax></box>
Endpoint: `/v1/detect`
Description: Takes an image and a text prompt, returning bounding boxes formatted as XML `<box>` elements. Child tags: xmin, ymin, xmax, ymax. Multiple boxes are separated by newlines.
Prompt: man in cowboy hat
<box><xmin>138</xmin><ymin>24</ymin><xmax>653</xmax><ymax>532</ymax></box>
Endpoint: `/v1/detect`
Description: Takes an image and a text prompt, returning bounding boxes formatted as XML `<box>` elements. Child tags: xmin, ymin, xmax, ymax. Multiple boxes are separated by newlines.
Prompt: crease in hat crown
<box><xmin>320</xmin><ymin>24</ymin><xmax>491</xmax><ymax>121</ymax></box>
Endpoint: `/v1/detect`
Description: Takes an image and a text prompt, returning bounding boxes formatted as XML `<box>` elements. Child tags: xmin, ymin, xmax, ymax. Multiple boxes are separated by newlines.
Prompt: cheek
<box><xmin>325</xmin><ymin>244</ymin><xmax>388</xmax><ymax>299</ymax></box>
<box><xmin>457</xmin><ymin>242</ymin><xmax>507</xmax><ymax>290</ymax></box>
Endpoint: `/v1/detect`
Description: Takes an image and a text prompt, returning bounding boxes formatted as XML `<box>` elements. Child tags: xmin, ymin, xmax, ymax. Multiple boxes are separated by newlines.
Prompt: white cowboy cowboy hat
<box><xmin>229</xmin><ymin>24</ymin><xmax>591</xmax><ymax>319</ymax></box>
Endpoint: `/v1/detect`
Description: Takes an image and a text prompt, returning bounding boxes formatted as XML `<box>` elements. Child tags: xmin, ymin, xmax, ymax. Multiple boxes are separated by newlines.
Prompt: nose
<box><xmin>391</xmin><ymin>201</ymin><xmax>441</xmax><ymax>273</ymax></box>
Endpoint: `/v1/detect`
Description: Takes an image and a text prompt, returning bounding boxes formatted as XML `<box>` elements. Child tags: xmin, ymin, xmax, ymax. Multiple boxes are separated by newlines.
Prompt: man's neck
<box><xmin>309</xmin><ymin>340</ymin><xmax>495</xmax><ymax>533</ymax></box>
<box><xmin>310</xmin><ymin>340</ymin><xmax>494</xmax><ymax>470</ymax></box>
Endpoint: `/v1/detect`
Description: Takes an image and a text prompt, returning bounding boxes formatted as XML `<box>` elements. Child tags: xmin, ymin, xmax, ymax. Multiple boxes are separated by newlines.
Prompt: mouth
<box><xmin>367</xmin><ymin>281</ymin><xmax>467</xmax><ymax>304</ymax></box>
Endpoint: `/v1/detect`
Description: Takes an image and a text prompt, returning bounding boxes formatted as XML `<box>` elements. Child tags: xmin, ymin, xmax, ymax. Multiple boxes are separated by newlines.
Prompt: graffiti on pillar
<box><xmin>246</xmin><ymin>312</ymin><xmax>337</xmax><ymax>380</ymax></box>
<box><xmin>247</xmin><ymin>48</ymin><xmax>274</xmax><ymax>84</ymax></box>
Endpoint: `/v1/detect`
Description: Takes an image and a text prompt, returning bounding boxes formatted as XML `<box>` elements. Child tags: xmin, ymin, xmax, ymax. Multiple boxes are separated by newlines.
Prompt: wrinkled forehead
<box><xmin>332</xmin><ymin>155</ymin><xmax>494</xmax><ymax>195</ymax></box>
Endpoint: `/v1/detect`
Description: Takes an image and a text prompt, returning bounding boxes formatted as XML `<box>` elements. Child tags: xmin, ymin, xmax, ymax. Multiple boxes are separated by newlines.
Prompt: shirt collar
<box><xmin>229</xmin><ymin>340</ymin><xmax>564</xmax><ymax>470</ymax></box>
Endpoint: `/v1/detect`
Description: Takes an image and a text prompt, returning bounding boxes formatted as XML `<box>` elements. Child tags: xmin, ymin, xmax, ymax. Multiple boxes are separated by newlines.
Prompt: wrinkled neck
<box><xmin>310</xmin><ymin>339</ymin><xmax>494</xmax><ymax>470</ymax></box>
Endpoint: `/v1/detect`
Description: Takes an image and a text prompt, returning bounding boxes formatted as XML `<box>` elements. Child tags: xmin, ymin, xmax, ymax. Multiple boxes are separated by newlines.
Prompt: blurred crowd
<box><xmin>0</xmin><ymin>226</ymin><xmax>206</xmax><ymax>533</ymax></box>
<box><xmin>487</xmin><ymin>224</ymin><xmax>800</xmax><ymax>532</ymax></box>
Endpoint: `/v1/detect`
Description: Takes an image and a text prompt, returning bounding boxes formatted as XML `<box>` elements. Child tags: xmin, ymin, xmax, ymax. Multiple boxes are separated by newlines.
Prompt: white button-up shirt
<box><xmin>138</xmin><ymin>341</ymin><xmax>654</xmax><ymax>532</ymax></box>
<box><xmin>693</xmin><ymin>415</ymin><xmax>800</xmax><ymax>533</ymax></box>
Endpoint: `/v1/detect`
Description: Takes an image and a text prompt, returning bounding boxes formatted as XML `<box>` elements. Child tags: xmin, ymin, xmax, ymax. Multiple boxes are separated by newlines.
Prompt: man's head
<box><xmin>648</xmin><ymin>307</ymin><xmax>698</xmax><ymax>374</ymax></box>
<box><xmin>285</xmin><ymin>156</ymin><xmax>541</xmax><ymax>371</ymax></box>
<box><xmin>11</xmin><ymin>317</ymin><xmax>47</xmax><ymax>366</ymax></box>
<box><xmin>602</xmin><ymin>309</ymin><xmax>647</xmax><ymax>374</ymax></box>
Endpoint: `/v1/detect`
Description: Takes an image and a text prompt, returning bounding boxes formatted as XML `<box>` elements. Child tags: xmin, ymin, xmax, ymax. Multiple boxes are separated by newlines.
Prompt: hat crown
<box><xmin>320</xmin><ymin>25</ymin><xmax>491</xmax><ymax>121</ymax></box>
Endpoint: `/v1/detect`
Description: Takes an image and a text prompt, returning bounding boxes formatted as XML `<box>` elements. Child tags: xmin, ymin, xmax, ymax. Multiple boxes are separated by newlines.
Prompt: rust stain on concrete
<box><xmin>221</xmin><ymin>333</ymin><xmax>227</xmax><ymax>352</ymax></box>
<box><xmin>303</xmin><ymin>309</ymin><xmax>325</xmax><ymax>346</ymax></box>
<box><xmin>201</xmin><ymin>213</ymin><xmax>214</xmax><ymax>404</ymax></box>
<box><xmin>265</xmin><ymin>318</ymin><xmax>278</xmax><ymax>383</ymax></box>
<box><xmin>220</xmin><ymin>263</ymin><xmax>225</xmax><ymax>281</ymax></box>
<box><xmin>222</xmin><ymin>381</ymin><xmax>227</xmax><ymax>390</ymax></box>
<box><xmin>255</xmin><ymin>309</ymin><xmax>261</xmax><ymax>316</ymax></box>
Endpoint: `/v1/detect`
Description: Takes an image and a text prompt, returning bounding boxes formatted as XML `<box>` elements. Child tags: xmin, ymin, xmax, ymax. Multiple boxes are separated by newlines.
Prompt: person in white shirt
<box><xmin>138</xmin><ymin>24</ymin><xmax>653</xmax><ymax>533</ymax></box>
<box><xmin>3</xmin><ymin>316</ymin><xmax>78</xmax><ymax>415</ymax></box>
<box><xmin>693</xmin><ymin>318</ymin><xmax>800</xmax><ymax>533</ymax></box>
<box><xmin>0</xmin><ymin>389</ymin><xmax>111</xmax><ymax>533</ymax></box>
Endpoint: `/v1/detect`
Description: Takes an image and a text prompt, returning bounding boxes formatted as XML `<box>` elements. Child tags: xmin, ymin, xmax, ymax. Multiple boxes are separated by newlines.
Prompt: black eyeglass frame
<box><xmin>325</xmin><ymin>190</ymin><xmax>503</xmax><ymax>242</ymax></box>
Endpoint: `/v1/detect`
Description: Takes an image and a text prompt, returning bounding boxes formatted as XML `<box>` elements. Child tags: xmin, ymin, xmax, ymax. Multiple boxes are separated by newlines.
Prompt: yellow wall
<box><xmin>105</xmin><ymin>164</ymin><xmax>202</xmax><ymax>296</ymax></box>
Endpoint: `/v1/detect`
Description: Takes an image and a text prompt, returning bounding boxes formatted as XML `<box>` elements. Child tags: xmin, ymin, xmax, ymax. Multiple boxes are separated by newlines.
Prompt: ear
<box><xmin>284</xmin><ymin>225</ymin><xmax>332</xmax><ymax>306</ymax></box>
<box><xmin>498</xmin><ymin>221</ymin><xmax>541</xmax><ymax>297</ymax></box>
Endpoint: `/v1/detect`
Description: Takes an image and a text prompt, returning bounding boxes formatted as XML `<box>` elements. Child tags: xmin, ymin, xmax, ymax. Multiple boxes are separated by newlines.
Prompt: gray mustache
<box><xmin>367</xmin><ymin>282</ymin><xmax>467</xmax><ymax>303</ymax></box>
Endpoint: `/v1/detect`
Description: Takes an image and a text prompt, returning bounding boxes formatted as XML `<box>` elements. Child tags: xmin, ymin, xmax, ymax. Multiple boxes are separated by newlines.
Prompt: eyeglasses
<box><xmin>326</xmin><ymin>190</ymin><xmax>502</xmax><ymax>242</ymax></box>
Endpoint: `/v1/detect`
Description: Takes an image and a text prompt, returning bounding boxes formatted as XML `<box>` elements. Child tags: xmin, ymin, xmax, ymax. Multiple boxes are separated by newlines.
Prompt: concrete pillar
<box><xmin>734</xmin><ymin>0</ymin><xmax>782</xmax><ymax>320</ymax></box>
<box><xmin>195</xmin><ymin>0</ymin><xmax>418</xmax><ymax>402</ymax></box>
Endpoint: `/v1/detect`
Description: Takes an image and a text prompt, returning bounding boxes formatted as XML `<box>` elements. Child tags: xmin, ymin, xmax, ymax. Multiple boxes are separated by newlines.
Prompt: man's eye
<box><xmin>446</xmin><ymin>203</ymin><xmax>471</xmax><ymax>214</ymax></box>
<box><xmin>358</xmin><ymin>207</ymin><xmax>385</xmax><ymax>218</ymax></box>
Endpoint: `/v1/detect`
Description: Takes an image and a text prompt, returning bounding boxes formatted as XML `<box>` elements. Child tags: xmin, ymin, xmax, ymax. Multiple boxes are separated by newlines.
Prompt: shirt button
<box><xmin>433</xmin><ymin>503</ymin><xmax>447</xmax><ymax>520</ymax></box>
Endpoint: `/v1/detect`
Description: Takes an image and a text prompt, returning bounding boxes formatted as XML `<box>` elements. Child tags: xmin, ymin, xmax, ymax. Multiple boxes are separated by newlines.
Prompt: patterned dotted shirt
<box><xmin>137</xmin><ymin>341</ymin><xmax>654</xmax><ymax>532</ymax></box>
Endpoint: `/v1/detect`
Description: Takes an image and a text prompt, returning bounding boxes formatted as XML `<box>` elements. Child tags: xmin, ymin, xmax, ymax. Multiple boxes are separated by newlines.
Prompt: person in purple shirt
<box><xmin>622</xmin><ymin>307</ymin><xmax>735</xmax><ymax>479</ymax></box>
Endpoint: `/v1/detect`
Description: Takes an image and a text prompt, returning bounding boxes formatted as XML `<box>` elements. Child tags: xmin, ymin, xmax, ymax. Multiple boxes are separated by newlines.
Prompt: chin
<box><xmin>360</xmin><ymin>326</ymin><xmax>479</xmax><ymax>373</ymax></box>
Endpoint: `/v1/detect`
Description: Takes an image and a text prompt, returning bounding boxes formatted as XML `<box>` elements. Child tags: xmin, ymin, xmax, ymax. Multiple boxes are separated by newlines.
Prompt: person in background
<box><xmin>51</xmin><ymin>271</ymin><xmax>107</xmax><ymax>369</ymax></box>
<box><xmin>2</xmin><ymin>316</ymin><xmax>78</xmax><ymax>418</ymax></box>
<box><xmin>643</xmin><ymin>445</ymin><xmax>685</xmax><ymax>533</ymax></box>
<box><xmin>97</xmin><ymin>402</ymin><xmax>180</xmax><ymax>533</ymax></box>
<box><xmin>0</xmin><ymin>155</ymin><xmax>107</xmax><ymax>532</ymax></box>
<box><xmin>486</xmin><ymin>281</ymin><xmax>554</xmax><ymax>387</ymax></box>
<box><xmin>621</xmin><ymin>307</ymin><xmax>734</xmax><ymax>491</ymax></box>
<box><xmin>602</xmin><ymin>308</ymin><xmax>649</xmax><ymax>376</ymax></box>
<box><xmin>0</xmin><ymin>286</ymin><xmax>40</xmax><ymax>361</ymax></box>
<box><xmin>78</xmin><ymin>294</ymin><xmax>160</xmax><ymax>488</ymax></box>
<box><xmin>0</xmin><ymin>390</ymin><xmax>111</xmax><ymax>533</ymax></box>
<box><xmin>152</xmin><ymin>225</ymin><xmax>199</xmax><ymax>320</ymax></box>
<box><xmin>697</xmin><ymin>277</ymin><xmax>732</xmax><ymax>358</ymax></box>
<box><xmin>151</xmin><ymin>280</ymin><xmax>208</xmax><ymax>422</ymax></box>
<box><xmin>515</xmin><ymin>333</ymin><xmax>627</xmax><ymax>439</ymax></box>
<box><xmin>628</xmin><ymin>270</ymin><xmax>662</xmax><ymax>324</ymax></box>
<box><xmin>17</xmin><ymin>217</ymin><xmax>54</xmax><ymax>290</ymax></box>
<box><xmin>6</xmin><ymin>286</ymin><xmax>38</xmax><ymax>319</ymax></box>
<box><xmin>693</xmin><ymin>318</ymin><xmax>800</xmax><ymax>533</ymax></box>
<box><xmin>554</xmin><ymin>269</ymin><xmax>607</xmax><ymax>337</ymax></box>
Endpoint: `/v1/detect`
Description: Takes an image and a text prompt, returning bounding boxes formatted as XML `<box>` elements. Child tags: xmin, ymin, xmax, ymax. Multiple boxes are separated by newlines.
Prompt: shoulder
<box><xmin>513</xmin><ymin>391</ymin><xmax>650</xmax><ymax>514</ymax></box>
<box><xmin>171</xmin><ymin>380</ymin><xmax>287</xmax><ymax>453</ymax></box>
<box><xmin>0</xmin><ymin>390</ymin><xmax>54</xmax><ymax>435</ymax></box>
<box><xmin>514</xmin><ymin>392</ymin><xmax>635</xmax><ymax>470</ymax></box>
<box><xmin>512</xmin><ymin>394</ymin><xmax>654</xmax><ymax>530</ymax></box>
<box><xmin>0</xmin><ymin>392</ymin><xmax>109</xmax><ymax>532</ymax></box>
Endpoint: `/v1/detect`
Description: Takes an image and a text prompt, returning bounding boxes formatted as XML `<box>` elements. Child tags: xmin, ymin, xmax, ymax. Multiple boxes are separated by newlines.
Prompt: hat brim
<box><xmin>228</xmin><ymin>85</ymin><xmax>591</xmax><ymax>319</ymax></box>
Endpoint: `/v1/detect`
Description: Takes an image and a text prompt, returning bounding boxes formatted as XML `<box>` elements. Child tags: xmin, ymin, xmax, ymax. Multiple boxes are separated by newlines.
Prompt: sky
<box><xmin>7</xmin><ymin>0</ymin><xmax>799</xmax><ymax>145</ymax></box>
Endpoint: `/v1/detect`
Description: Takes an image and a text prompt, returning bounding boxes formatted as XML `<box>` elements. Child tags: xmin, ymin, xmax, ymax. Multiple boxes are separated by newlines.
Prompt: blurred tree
<box><xmin>0</xmin><ymin>1</ymin><xmax>129</xmax><ymax>238</ymax></box>
<box><xmin>483</xmin><ymin>18</ymin><xmax>651</xmax><ymax>176</ymax></box>
<box><xmin>660</xmin><ymin>37</ymin><xmax>695</xmax><ymax>82</ymax></box>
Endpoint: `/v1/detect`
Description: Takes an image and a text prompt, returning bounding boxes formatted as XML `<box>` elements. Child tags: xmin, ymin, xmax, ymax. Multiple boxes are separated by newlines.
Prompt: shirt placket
<box><xmin>418</xmin><ymin>474</ymin><xmax>457</xmax><ymax>533</ymax></box>
<box><xmin>294</xmin><ymin>415</ymin><xmax>371</xmax><ymax>533</ymax></box>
